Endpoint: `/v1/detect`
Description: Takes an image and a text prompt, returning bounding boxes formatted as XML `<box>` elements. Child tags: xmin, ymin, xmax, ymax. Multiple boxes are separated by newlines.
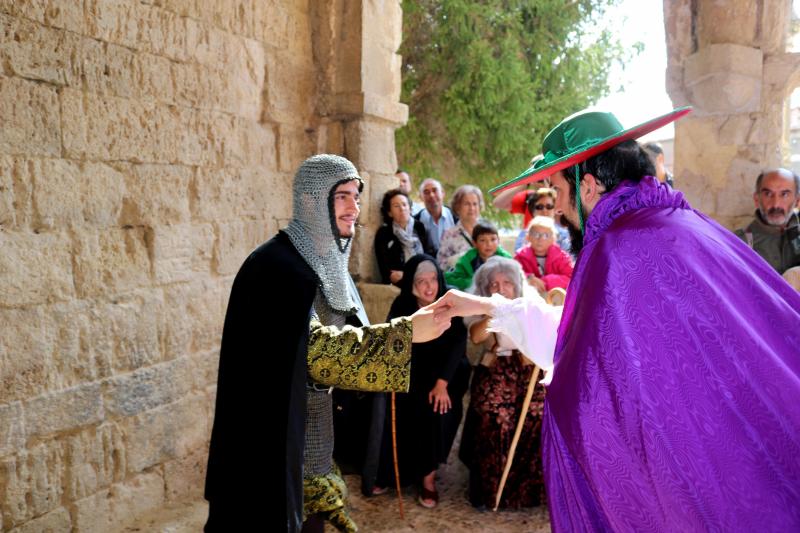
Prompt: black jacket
<box><xmin>374</xmin><ymin>220</ymin><xmax>434</xmax><ymax>284</ymax></box>
<box><xmin>205</xmin><ymin>231</ymin><xmax>317</xmax><ymax>532</ymax></box>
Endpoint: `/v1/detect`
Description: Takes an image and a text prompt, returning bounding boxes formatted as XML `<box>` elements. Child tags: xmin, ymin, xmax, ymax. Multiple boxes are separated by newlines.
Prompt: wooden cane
<box><xmin>493</xmin><ymin>365</ymin><xmax>541</xmax><ymax>511</ymax></box>
<box><xmin>391</xmin><ymin>392</ymin><xmax>405</xmax><ymax>519</ymax></box>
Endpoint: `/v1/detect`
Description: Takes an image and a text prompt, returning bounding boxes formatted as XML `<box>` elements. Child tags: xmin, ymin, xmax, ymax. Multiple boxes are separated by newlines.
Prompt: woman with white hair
<box><xmin>437</xmin><ymin>184</ymin><xmax>485</xmax><ymax>271</ymax></box>
<box><xmin>458</xmin><ymin>256</ymin><xmax>546</xmax><ymax>510</ymax></box>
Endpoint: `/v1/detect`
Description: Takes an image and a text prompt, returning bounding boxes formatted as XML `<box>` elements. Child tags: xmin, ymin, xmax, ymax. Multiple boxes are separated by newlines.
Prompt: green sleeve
<box><xmin>496</xmin><ymin>246</ymin><xmax>513</xmax><ymax>258</ymax></box>
<box><xmin>444</xmin><ymin>255</ymin><xmax>474</xmax><ymax>290</ymax></box>
<box><xmin>307</xmin><ymin>317</ymin><xmax>412</xmax><ymax>392</ymax></box>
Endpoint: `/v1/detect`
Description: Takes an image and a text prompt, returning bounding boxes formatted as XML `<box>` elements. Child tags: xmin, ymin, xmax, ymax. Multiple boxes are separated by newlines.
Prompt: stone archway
<box><xmin>665</xmin><ymin>0</ymin><xmax>800</xmax><ymax>229</ymax></box>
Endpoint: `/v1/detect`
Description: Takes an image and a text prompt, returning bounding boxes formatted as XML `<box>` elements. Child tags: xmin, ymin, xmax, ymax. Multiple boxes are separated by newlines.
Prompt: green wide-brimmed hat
<box><xmin>490</xmin><ymin>106</ymin><xmax>692</xmax><ymax>195</ymax></box>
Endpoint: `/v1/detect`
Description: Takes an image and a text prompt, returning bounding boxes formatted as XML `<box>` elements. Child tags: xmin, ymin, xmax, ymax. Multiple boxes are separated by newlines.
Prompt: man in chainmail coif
<box><xmin>204</xmin><ymin>154</ymin><xmax>450</xmax><ymax>533</ymax></box>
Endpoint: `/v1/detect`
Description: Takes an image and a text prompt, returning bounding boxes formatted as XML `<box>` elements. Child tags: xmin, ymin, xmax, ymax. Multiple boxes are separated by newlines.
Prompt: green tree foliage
<box><xmin>397</xmin><ymin>0</ymin><xmax>631</xmax><ymax>197</ymax></box>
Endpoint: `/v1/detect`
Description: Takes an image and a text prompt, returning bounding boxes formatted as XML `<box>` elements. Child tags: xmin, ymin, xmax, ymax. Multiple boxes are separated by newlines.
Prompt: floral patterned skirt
<box><xmin>459</xmin><ymin>353</ymin><xmax>546</xmax><ymax>509</ymax></box>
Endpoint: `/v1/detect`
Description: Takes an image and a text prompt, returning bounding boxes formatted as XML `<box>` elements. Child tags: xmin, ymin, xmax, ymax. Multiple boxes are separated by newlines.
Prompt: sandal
<box><xmin>370</xmin><ymin>486</ymin><xmax>389</xmax><ymax>496</ymax></box>
<box><xmin>418</xmin><ymin>486</ymin><xmax>439</xmax><ymax>509</ymax></box>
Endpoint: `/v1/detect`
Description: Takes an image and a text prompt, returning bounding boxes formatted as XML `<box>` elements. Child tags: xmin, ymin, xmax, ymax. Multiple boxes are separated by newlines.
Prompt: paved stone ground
<box><xmin>340</xmin><ymin>447</ymin><xmax>550</xmax><ymax>532</ymax></box>
<box><xmin>123</xmin><ymin>499</ymin><xmax>208</xmax><ymax>532</ymax></box>
<box><xmin>129</xmin><ymin>392</ymin><xmax>551</xmax><ymax>532</ymax></box>
<box><xmin>128</xmin><ymin>446</ymin><xmax>550</xmax><ymax>532</ymax></box>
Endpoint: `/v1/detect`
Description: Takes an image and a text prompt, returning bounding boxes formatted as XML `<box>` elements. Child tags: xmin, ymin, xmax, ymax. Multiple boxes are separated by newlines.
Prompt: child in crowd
<box><xmin>513</xmin><ymin>216</ymin><xmax>574</xmax><ymax>293</ymax></box>
<box><xmin>445</xmin><ymin>222</ymin><xmax>511</xmax><ymax>290</ymax></box>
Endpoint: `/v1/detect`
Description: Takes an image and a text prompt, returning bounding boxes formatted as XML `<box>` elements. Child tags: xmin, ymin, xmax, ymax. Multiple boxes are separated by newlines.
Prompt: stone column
<box><xmin>665</xmin><ymin>0</ymin><xmax>800</xmax><ymax>229</ymax></box>
<box><xmin>311</xmin><ymin>0</ymin><xmax>408</xmax><ymax>283</ymax></box>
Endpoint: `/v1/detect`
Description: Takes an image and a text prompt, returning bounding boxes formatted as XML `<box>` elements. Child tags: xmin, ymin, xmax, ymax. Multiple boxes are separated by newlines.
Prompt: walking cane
<box><xmin>493</xmin><ymin>364</ymin><xmax>541</xmax><ymax>511</ymax></box>
<box><xmin>391</xmin><ymin>392</ymin><xmax>405</xmax><ymax>519</ymax></box>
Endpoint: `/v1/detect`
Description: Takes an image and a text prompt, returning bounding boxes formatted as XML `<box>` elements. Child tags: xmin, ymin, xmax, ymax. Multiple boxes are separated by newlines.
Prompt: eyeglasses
<box><xmin>529</xmin><ymin>232</ymin><xmax>553</xmax><ymax>240</ymax></box>
<box><xmin>534</xmin><ymin>204</ymin><xmax>554</xmax><ymax>211</ymax></box>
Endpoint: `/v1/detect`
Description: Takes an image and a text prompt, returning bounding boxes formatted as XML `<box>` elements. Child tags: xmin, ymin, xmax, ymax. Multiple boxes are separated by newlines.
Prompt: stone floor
<box><xmin>338</xmin><ymin>449</ymin><xmax>551</xmax><ymax>533</ymax></box>
<box><xmin>123</xmin><ymin>499</ymin><xmax>208</xmax><ymax>532</ymax></box>
<box><xmin>129</xmin><ymin>390</ymin><xmax>550</xmax><ymax>532</ymax></box>
<box><xmin>128</xmin><ymin>446</ymin><xmax>550</xmax><ymax>532</ymax></box>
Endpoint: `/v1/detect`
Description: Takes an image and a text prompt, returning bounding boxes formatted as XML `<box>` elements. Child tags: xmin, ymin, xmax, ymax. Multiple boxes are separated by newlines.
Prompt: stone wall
<box><xmin>0</xmin><ymin>1</ymin><xmax>405</xmax><ymax>530</ymax></box>
<box><xmin>665</xmin><ymin>0</ymin><xmax>800</xmax><ymax>229</ymax></box>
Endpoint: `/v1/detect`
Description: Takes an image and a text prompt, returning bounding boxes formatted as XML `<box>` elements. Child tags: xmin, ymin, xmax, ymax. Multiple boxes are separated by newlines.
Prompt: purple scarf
<box><xmin>544</xmin><ymin>176</ymin><xmax>800</xmax><ymax>531</ymax></box>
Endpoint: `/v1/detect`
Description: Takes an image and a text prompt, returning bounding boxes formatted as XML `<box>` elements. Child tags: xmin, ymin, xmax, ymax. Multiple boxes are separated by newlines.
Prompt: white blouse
<box><xmin>486</xmin><ymin>291</ymin><xmax>562</xmax><ymax>382</ymax></box>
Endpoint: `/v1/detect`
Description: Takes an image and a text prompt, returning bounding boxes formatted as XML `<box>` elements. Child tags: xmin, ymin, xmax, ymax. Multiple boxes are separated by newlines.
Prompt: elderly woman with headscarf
<box><xmin>437</xmin><ymin>184</ymin><xmax>485</xmax><ymax>271</ymax></box>
<box><xmin>372</xmin><ymin>254</ymin><xmax>471</xmax><ymax>508</ymax></box>
<box><xmin>459</xmin><ymin>256</ymin><xmax>546</xmax><ymax>510</ymax></box>
<box><xmin>375</xmin><ymin>189</ymin><xmax>434</xmax><ymax>285</ymax></box>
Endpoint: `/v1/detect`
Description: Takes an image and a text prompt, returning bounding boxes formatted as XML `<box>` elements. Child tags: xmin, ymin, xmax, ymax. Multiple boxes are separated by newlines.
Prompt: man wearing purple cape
<box><xmin>435</xmin><ymin>107</ymin><xmax>800</xmax><ymax>531</ymax></box>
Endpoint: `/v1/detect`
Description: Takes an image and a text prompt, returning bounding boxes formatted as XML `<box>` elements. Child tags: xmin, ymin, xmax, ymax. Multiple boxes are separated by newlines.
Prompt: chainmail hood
<box><xmin>284</xmin><ymin>154</ymin><xmax>364</xmax><ymax>314</ymax></box>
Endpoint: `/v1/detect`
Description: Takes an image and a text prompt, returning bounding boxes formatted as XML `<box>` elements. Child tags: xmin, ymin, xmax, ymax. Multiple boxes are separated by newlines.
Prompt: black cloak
<box><xmin>204</xmin><ymin>231</ymin><xmax>318</xmax><ymax>532</ymax></box>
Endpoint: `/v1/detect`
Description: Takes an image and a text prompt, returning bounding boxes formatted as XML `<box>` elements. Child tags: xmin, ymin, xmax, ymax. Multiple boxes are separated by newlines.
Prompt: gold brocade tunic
<box><xmin>307</xmin><ymin>317</ymin><xmax>413</xmax><ymax>393</ymax></box>
<box><xmin>303</xmin><ymin>316</ymin><xmax>412</xmax><ymax>531</ymax></box>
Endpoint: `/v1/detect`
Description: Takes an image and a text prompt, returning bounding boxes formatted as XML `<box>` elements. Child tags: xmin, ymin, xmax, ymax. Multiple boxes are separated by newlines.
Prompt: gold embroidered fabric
<box><xmin>307</xmin><ymin>317</ymin><xmax>412</xmax><ymax>393</ymax></box>
<box><xmin>303</xmin><ymin>465</ymin><xmax>356</xmax><ymax>533</ymax></box>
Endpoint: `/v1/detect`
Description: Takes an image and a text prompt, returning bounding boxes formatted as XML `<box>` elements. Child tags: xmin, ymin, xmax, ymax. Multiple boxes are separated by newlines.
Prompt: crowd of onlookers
<box><xmin>349</xmin><ymin>152</ymin><xmax>799</xmax><ymax>512</ymax></box>
<box><xmin>364</xmin><ymin>168</ymin><xmax>578</xmax><ymax>510</ymax></box>
<box><xmin>378</xmin><ymin>171</ymin><xmax>576</xmax><ymax>295</ymax></box>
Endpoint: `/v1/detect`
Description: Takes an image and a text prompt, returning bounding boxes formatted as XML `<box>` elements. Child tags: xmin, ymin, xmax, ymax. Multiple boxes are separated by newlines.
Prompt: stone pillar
<box><xmin>665</xmin><ymin>0</ymin><xmax>800</xmax><ymax>229</ymax></box>
<box><xmin>311</xmin><ymin>0</ymin><xmax>408</xmax><ymax>282</ymax></box>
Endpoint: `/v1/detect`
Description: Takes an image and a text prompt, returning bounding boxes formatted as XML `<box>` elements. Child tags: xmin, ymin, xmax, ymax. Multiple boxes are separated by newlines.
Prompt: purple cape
<box><xmin>544</xmin><ymin>177</ymin><xmax>800</xmax><ymax>531</ymax></box>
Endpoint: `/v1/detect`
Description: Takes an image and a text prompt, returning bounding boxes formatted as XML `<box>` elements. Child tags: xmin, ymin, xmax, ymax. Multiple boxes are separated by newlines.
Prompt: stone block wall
<box><xmin>665</xmin><ymin>0</ymin><xmax>800</xmax><ymax>229</ymax></box>
<box><xmin>0</xmin><ymin>1</ymin><xmax>406</xmax><ymax>530</ymax></box>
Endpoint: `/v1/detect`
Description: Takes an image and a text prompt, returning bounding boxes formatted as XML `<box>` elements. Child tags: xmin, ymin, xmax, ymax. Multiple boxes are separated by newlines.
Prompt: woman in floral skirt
<box><xmin>459</xmin><ymin>256</ymin><xmax>546</xmax><ymax>509</ymax></box>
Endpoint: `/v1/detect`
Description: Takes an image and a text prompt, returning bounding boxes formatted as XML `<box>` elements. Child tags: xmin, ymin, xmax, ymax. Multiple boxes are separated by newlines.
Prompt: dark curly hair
<box><xmin>380</xmin><ymin>188</ymin><xmax>411</xmax><ymax>224</ymax></box>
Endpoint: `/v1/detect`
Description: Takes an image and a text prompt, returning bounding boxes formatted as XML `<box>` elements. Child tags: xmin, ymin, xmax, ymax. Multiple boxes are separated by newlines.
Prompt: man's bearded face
<box><xmin>550</xmin><ymin>170</ymin><xmax>586</xmax><ymax>254</ymax></box>
<box><xmin>559</xmin><ymin>213</ymin><xmax>586</xmax><ymax>255</ymax></box>
<box><xmin>755</xmin><ymin>171</ymin><xmax>798</xmax><ymax>227</ymax></box>
<box><xmin>332</xmin><ymin>180</ymin><xmax>361</xmax><ymax>237</ymax></box>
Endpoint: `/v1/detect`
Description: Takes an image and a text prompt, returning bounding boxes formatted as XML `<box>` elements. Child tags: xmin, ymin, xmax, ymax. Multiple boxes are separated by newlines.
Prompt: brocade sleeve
<box><xmin>307</xmin><ymin>317</ymin><xmax>412</xmax><ymax>393</ymax></box>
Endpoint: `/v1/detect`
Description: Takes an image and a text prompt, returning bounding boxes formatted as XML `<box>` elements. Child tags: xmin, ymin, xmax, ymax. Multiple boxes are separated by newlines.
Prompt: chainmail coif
<box><xmin>284</xmin><ymin>154</ymin><xmax>363</xmax><ymax>314</ymax></box>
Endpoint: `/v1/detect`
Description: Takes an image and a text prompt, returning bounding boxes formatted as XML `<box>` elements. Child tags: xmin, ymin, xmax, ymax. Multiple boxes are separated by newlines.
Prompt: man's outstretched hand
<box><xmin>410</xmin><ymin>303</ymin><xmax>451</xmax><ymax>343</ymax></box>
<box><xmin>430</xmin><ymin>290</ymin><xmax>496</xmax><ymax>323</ymax></box>
<box><xmin>411</xmin><ymin>290</ymin><xmax>500</xmax><ymax>343</ymax></box>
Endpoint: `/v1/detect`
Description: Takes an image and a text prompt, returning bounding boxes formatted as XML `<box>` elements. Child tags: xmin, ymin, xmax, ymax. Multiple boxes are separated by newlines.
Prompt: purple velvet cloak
<box><xmin>543</xmin><ymin>176</ymin><xmax>800</xmax><ymax>532</ymax></box>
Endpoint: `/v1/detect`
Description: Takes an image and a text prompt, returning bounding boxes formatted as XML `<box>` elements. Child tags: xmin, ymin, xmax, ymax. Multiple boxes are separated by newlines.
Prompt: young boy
<box><xmin>513</xmin><ymin>216</ymin><xmax>574</xmax><ymax>293</ymax></box>
<box><xmin>445</xmin><ymin>221</ymin><xmax>512</xmax><ymax>290</ymax></box>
